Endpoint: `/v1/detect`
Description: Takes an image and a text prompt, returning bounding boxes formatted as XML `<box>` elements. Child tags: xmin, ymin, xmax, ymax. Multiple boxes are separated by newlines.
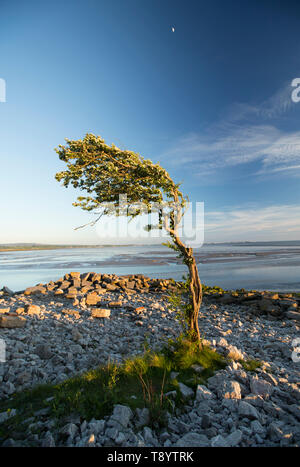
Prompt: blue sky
<box><xmin>1</xmin><ymin>0</ymin><xmax>300</xmax><ymax>244</ymax></box>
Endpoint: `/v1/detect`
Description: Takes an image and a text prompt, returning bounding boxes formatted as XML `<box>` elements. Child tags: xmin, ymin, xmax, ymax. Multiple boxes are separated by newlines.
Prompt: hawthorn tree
<box><xmin>55</xmin><ymin>133</ymin><xmax>202</xmax><ymax>345</ymax></box>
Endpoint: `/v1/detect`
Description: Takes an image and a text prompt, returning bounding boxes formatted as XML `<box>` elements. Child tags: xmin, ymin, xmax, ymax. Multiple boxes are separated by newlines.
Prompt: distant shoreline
<box><xmin>0</xmin><ymin>245</ymin><xmax>134</xmax><ymax>252</ymax></box>
<box><xmin>1</xmin><ymin>240</ymin><xmax>300</xmax><ymax>253</ymax></box>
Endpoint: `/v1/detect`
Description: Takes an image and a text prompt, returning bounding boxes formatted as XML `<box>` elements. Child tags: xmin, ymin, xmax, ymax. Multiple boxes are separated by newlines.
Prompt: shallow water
<box><xmin>0</xmin><ymin>242</ymin><xmax>300</xmax><ymax>292</ymax></box>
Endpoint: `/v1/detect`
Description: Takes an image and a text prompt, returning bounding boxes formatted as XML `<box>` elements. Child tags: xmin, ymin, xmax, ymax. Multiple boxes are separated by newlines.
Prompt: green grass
<box><xmin>240</xmin><ymin>359</ymin><xmax>263</xmax><ymax>372</ymax></box>
<box><xmin>200</xmin><ymin>283</ymin><xmax>300</xmax><ymax>298</ymax></box>
<box><xmin>0</xmin><ymin>340</ymin><xmax>227</xmax><ymax>444</ymax></box>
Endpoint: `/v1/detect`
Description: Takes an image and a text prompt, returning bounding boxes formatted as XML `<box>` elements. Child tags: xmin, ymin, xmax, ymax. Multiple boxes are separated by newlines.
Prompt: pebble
<box><xmin>0</xmin><ymin>274</ymin><xmax>299</xmax><ymax>447</ymax></box>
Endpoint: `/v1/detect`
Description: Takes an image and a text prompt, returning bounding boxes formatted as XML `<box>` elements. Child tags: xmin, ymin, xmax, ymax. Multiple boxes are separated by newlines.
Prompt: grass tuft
<box><xmin>0</xmin><ymin>338</ymin><xmax>226</xmax><ymax>443</ymax></box>
<box><xmin>240</xmin><ymin>359</ymin><xmax>263</xmax><ymax>372</ymax></box>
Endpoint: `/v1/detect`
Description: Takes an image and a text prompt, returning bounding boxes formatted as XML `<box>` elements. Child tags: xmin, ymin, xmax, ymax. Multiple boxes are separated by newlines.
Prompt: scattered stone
<box><xmin>238</xmin><ymin>401</ymin><xmax>261</xmax><ymax>420</ymax></box>
<box><xmin>110</xmin><ymin>405</ymin><xmax>133</xmax><ymax>428</ymax></box>
<box><xmin>178</xmin><ymin>382</ymin><xmax>194</xmax><ymax>399</ymax></box>
<box><xmin>62</xmin><ymin>309</ymin><xmax>80</xmax><ymax>319</ymax></box>
<box><xmin>60</xmin><ymin>423</ymin><xmax>78</xmax><ymax>439</ymax></box>
<box><xmin>86</xmin><ymin>293</ymin><xmax>101</xmax><ymax>306</ymax></box>
<box><xmin>211</xmin><ymin>435</ymin><xmax>229</xmax><ymax>447</ymax></box>
<box><xmin>15</xmin><ymin>307</ymin><xmax>25</xmax><ymax>315</ymax></box>
<box><xmin>0</xmin><ymin>272</ymin><xmax>299</xmax><ymax>447</ymax></box>
<box><xmin>201</xmin><ymin>414</ymin><xmax>211</xmax><ymax>429</ymax></box>
<box><xmin>2</xmin><ymin>438</ymin><xmax>16</xmax><ymax>447</ymax></box>
<box><xmin>226</xmin><ymin>345</ymin><xmax>245</xmax><ymax>361</ymax></box>
<box><xmin>135</xmin><ymin>408</ymin><xmax>150</xmax><ymax>428</ymax></box>
<box><xmin>286</xmin><ymin>311</ymin><xmax>300</xmax><ymax>322</ymax></box>
<box><xmin>108</xmin><ymin>301</ymin><xmax>123</xmax><ymax>308</ymax></box>
<box><xmin>2</xmin><ymin>286</ymin><xmax>14</xmax><ymax>295</ymax></box>
<box><xmin>24</xmin><ymin>286</ymin><xmax>47</xmax><ymax>296</ymax></box>
<box><xmin>250</xmin><ymin>376</ymin><xmax>274</xmax><ymax>398</ymax></box>
<box><xmin>251</xmin><ymin>420</ymin><xmax>265</xmax><ymax>434</ymax></box>
<box><xmin>91</xmin><ymin>309</ymin><xmax>111</xmax><ymax>318</ymax></box>
<box><xmin>25</xmin><ymin>304</ymin><xmax>41</xmax><ymax>315</ymax></box>
<box><xmin>42</xmin><ymin>431</ymin><xmax>56</xmax><ymax>447</ymax></box>
<box><xmin>195</xmin><ymin>385</ymin><xmax>214</xmax><ymax>401</ymax></box>
<box><xmin>221</xmin><ymin>380</ymin><xmax>242</xmax><ymax>399</ymax></box>
<box><xmin>225</xmin><ymin>429</ymin><xmax>243</xmax><ymax>447</ymax></box>
<box><xmin>175</xmin><ymin>432</ymin><xmax>210</xmax><ymax>447</ymax></box>
<box><xmin>35</xmin><ymin>344</ymin><xmax>53</xmax><ymax>360</ymax></box>
<box><xmin>54</xmin><ymin>289</ymin><xmax>64</xmax><ymax>295</ymax></box>
<box><xmin>0</xmin><ymin>315</ymin><xmax>26</xmax><ymax>328</ymax></box>
<box><xmin>69</xmin><ymin>272</ymin><xmax>81</xmax><ymax>280</ymax></box>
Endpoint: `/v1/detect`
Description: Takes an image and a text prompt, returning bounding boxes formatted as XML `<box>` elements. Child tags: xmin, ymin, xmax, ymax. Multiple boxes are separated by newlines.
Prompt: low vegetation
<box><xmin>0</xmin><ymin>339</ymin><xmax>226</xmax><ymax>441</ymax></box>
<box><xmin>0</xmin><ymin>334</ymin><xmax>264</xmax><ymax>445</ymax></box>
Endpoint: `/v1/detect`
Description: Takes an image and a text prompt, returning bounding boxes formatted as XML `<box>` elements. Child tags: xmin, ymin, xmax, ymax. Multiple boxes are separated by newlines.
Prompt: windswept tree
<box><xmin>55</xmin><ymin>133</ymin><xmax>202</xmax><ymax>345</ymax></box>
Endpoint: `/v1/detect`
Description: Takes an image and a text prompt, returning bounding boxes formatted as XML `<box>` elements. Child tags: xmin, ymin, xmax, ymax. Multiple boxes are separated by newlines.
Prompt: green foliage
<box><xmin>162</xmin><ymin>241</ymin><xmax>194</xmax><ymax>268</ymax></box>
<box><xmin>201</xmin><ymin>284</ymin><xmax>227</xmax><ymax>295</ymax></box>
<box><xmin>123</xmin><ymin>354</ymin><xmax>149</xmax><ymax>376</ymax></box>
<box><xmin>161</xmin><ymin>335</ymin><xmax>226</xmax><ymax>373</ymax></box>
<box><xmin>240</xmin><ymin>359</ymin><xmax>263</xmax><ymax>372</ymax></box>
<box><xmin>167</xmin><ymin>276</ymin><xmax>196</xmax><ymax>339</ymax></box>
<box><xmin>55</xmin><ymin>133</ymin><xmax>186</xmax><ymax>218</ymax></box>
<box><xmin>55</xmin><ymin>133</ymin><xmax>203</xmax><ymax>343</ymax></box>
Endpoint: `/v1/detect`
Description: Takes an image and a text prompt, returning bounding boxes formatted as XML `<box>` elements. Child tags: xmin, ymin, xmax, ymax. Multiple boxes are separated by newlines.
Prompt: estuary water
<box><xmin>0</xmin><ymin>242</ymin><xmax>300</xmax><ymax>292</ymax></box>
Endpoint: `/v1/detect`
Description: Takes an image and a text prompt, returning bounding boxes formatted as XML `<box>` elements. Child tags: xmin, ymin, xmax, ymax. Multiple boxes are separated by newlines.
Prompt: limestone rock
<box><xmin>250</xmin><ymin>376</ymin><xmax>274</xmax><ymax>398</ymax></box>
<box><xmin>42</xmin><ymin>431</ymin><xmax>56</xmax><ymax>447</ymax></box>
<box><xmin>225</xmin><ymin>429</ymin><xmax>243</xmax><ymax>447</ymax></box>
<box><xmin>178</xmin><ymin>382</ymin><xmax>194</xmax><ymax>399</ymax></box>
<box><xmin>195</xmin><ymin>384</ymin><xmax>214</xmax><ymax>401</ymax></box>
<box><xmin>15</xmin><ymin>307</ymin><xmax>25</xmax><ymax>314</ymax></box>
<box><xmin>286</xmin><ymin>310</ymin><xmax>300</xmax><ymax>322</ymax></box>
<box><xmin>35</xmin><ymin>344</ymin><xmax>53</xmax><ymax>360</ymax></box>
<box><xmin>226</xmin><ymin>345</ymin><xmax>245</xmax><ymax>361</ymax></box>
<box><xmin>24</xmin><ymin>286</ymin><xmax>47</xmax><ymax>296</ymax></box>
<box><xmin>110</xmin><ymin>405</ymin><xmax>133</xmax><ymax>428</ymax></box>
<box><xmin>135</xmin><ymin>408</ymin><xmax>150</xmax><ymax>428</ymax></box>
<box><xmin>211</xmin><ymin>435</ymin><xmax>229</xmax><ymax>447</ymax></box>
<box><xmin>2</xmin><ymin>286</ymin><xmax>14</xmax><ymax>295</ymax></box>
<box><xmin>69</xmin><ymin>272</ymin><xmax>81</xmax><ymax>280</ymax></box>
<box><xmin>86</xmin><ymin>293</ymin><xmax>101</xmax><ymax>306</ymax></box>
<box><xmin>62</xmin><ymin>309</ymin><xmax>80</xmax><ymax>319</ymax></box>
<box><xmin>0</xmin><ymin>314</ymin><xmax>26</xmax><ymax>328</ymax></box>
<box><xmin>175</xmin><ymin>432</ymin><xmax>210</xmax><ymax>447</ymax></box>
<box><xmin>223</xmin><ymin>380</ymin><xmax>242</xmax><ymax>399</ymax></box>
<box><xmin>25</xmin><ymin>304</ymin><xmax>41</xmax><ymax>315</ymax></box>
<box><xmin>91</xmin><ymin>309</ymin><xmax>111</xmax><ymax>318</ymax></box>
<box><xmin>108</xmin><ymin>301</ymin><xmax>123</xmax><ymax>308</ymax></box>
<box><xmin>54</xmin><ymin>289</ymin><xmax>64</xmax><ymax>295</ymax></box>
<box><xmin>238</xmin><ymin>401</ymin><xmax>261</xmax><ymax>420</ymax></box>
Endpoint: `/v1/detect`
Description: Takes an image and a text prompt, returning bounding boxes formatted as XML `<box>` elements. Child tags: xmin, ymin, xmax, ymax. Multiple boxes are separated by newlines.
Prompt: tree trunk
<box><xmin>164</xmin><ymin>202</ymin><xmax>202</xmax><ymax>348</ymax></box>
<box><xmin>186</xmin><ymin>248</ymin><xmax>202</xmax><ymax>347</ymax></box>
<box><xmin>172</xmin><ymin>237</ymin><xmax>203</xmax><ymax>348</ymax></box>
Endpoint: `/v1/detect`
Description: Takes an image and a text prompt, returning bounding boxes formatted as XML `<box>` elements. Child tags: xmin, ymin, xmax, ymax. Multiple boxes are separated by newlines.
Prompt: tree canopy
<box><xmin>55</xmin><ymin>133</ymin><xmax>202</xmax><ymax>345</ymax></box>
<box><xmin>55</xmin><ymin>133</ymin><xmax>186</xmax><ymax>221</ymax></box>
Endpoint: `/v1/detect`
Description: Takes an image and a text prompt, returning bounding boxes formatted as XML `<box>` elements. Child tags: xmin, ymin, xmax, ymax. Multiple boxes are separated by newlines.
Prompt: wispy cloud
<box><xmin>205</xmin><ymin>204</ymin><xmax>300</xmax><ymax>241</ymax></box>
<box><xmin>161</xmin><ymin>81</ymin><xmax>300</xmax><ymax>178</ymax></box>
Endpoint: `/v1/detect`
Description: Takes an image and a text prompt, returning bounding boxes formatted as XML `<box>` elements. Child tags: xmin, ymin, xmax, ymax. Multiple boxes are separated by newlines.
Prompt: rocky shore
<box><xmin>0</xmin><ymin>272</ymin><xmax>299</xmax><ymax>447</ymax></box>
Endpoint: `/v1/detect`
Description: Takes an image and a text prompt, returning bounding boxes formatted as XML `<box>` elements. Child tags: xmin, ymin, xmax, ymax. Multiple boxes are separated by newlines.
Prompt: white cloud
<box><xmin>160</xmin><ymin>82</ymin><xmax>300</xmax><ymax>177</ymax></box>
<box><xmin>204</xmin><ymin>204</ymin><xmax>300</xmax><ymax>241</ymax></box>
